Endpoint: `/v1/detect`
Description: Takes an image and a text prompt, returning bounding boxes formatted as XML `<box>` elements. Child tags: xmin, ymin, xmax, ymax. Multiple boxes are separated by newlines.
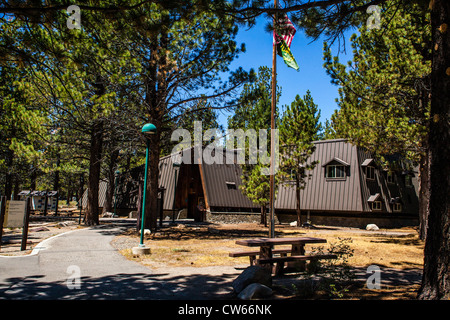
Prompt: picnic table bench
<box><xmin>230</xmin><ymin>237</ymin><xmax>336</xmax><ymax>276</ymax></box>
<box><xmin>229</xmin><ymin>248</ymin><xmax>292</xmax><ymax>265</ymax></box>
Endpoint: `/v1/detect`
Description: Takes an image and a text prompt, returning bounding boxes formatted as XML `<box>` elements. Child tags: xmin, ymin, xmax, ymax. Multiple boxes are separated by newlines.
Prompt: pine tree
<box><xmin>228</xmin><ymin>66</ymin><xmax>280</xmax><ymax>226</ymax></box>
<box><xmin>322</xmin><ymin>2</ymin><xmax>431</xmax><ymax>239</ymax></box>
<box><xmin>279</xmin><ymin>90</ymin><xmax>321</xmax><ymax>226</ymax></box>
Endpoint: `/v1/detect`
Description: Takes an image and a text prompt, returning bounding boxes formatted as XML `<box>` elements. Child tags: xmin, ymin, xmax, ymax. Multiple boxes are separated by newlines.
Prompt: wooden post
<box><xmin>289</xmin><ymin>243</ymin><xmax>306</xmax><ymax>271</ymax></box>
<box><xmin>159</xmin><ymin>188</ymin><xmax>165</xmax><ymax>228</ymax></box>
<box><xmin>0</xmin><ymin>196</ymin><xmax>6</xmax><ymax>251</ymax></box>
<box><xmin>136</xmin><ymin>181</ymin><xmax>143</xmax><ymax>231</ymax></box>
<box><xmin>21</xmin><ymin>197</ymin><xmax>31</xmax><ymax>251</ymax></box>
<box><xmin>43</xmin><ymin>190</ymin><xmax>49</xmax><ymax>216</ymax></box>
<box><xmin>54</xmin><ymin>191</ymin><xmax>59</xmax><ymax>216</ymax></box>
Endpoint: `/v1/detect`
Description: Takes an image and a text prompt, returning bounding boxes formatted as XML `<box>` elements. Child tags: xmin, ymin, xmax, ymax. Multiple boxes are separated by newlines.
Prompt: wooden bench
<box><xmin>258</xmin><ymin>254</ymin><xmax>337</xmax><ymax>275</ymax></box>
<box><xmin>229</xmin><ymin>248</ymin><xmax>292</xmax><ymax>265</ymax></box>
<box><xmin>232</xmin><ymin>237</ymin><xmax>332</xmax><ymax>276</ymax></box>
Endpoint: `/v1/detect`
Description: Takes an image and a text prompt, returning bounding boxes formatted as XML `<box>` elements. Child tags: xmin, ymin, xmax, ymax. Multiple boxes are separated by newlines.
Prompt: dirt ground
<box><xmin>111</xmin><ymin>221</ymin><xmax>424</xmax><ymax>299</ymax></box>
<box><xmin>0</xmin><ymin>214</ymin><xmax>85</xmax><ymax>256</ymax></box>
<box><xmin>1</xmin><ymin>214</ymin><xmax>424</xmax><ymax>299</ymax></box>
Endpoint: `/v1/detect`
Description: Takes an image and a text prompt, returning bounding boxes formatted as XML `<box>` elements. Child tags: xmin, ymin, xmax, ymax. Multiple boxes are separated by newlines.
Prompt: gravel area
<box><xmin>0</xmin><ymin>217</ymin><xmax>84</xmax><ymax>256</ymax></box>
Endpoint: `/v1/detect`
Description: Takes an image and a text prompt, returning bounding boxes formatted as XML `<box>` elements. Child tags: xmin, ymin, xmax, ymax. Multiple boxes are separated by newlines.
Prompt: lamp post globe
<box><xmin>141</xmin><ymin>123</ymin><xmax>157</xmax><ymax>135</ymax></box>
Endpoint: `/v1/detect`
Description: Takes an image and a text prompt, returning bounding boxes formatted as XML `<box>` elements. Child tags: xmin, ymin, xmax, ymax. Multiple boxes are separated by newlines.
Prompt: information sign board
<box><xmin>4</xmin><ymin>200</ymin><xmax>26</xmax><ymax>228</ymax></box>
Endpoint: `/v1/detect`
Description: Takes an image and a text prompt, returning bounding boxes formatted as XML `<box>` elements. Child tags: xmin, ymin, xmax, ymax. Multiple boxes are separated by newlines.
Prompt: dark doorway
<box><xmin>187</xmin><ymin>194</ymin><xmax>196</xmax><ymax>219</ymax></box>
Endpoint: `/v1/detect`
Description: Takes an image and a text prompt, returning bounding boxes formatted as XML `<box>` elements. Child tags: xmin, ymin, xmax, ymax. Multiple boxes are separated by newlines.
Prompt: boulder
<box><xmin>30</xmin><ymin>226</ymin><xmax>50</xmax><ymax>232</ymax></box>
<box><xmin>366</xmin><ymin>224</ymin><xmax>379</xmax><ymax>231</ymax></box>
<box><xmin>289</xmin><ymin>221</ymin><xmax>298</xmax><ymax>227</ymax></box>
<box><xmin>237</xmin><ymin>283</ymin><xmax>273</xmax><ymax>300</ymax></box>
<box><xmin>232</xmin><ymin>266</ymin><xmax>272</xmax><ymax>294</ymax></box>
<box><xmin>139</xmin><ymin>229</ymin><xmax>151</xmax><ymax>236</ymax></box>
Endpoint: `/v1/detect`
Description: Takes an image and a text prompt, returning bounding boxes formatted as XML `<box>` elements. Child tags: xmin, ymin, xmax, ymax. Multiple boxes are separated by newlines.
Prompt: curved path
<box><xmin>0</xmin><ymin>221</ymin><xmax>239</xmax><ymax>300</ymax></box>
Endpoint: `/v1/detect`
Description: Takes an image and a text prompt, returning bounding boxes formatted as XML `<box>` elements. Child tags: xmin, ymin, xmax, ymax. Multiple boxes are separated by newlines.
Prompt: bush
<box><xmin>307</xmin><ymin>237</ymin><xmax>355</xmax><ymax>298</ymax></box>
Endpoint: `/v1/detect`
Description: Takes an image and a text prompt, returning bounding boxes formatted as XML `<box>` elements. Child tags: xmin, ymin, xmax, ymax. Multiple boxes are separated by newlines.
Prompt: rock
<box><xmin>302</xmin><ymin>222</ymin><xmax>316</xmax><ymax>229</ymax></box>
<box><xmin>56</xmin><ymin>221</ymin><xmax>75</xmax><ymax>227</ymax></box>
<box><xmin>366</xmin><ymin>224</ymin><xmax>379</xmax><ymax>231</ymax></box>
<box><xmin>139</xmin><ymin>229</ymin><xmax>151</xmax><ymax>235</ymax></box>
<box><xmin>30</xmin><ymin>226</ymin><xmax>50</xmax><ymax>232</ymax></box>
<box><xmin>289</xmin><ymin>221</ymin><xmax>297</xmax><ymax>227</ymax></box>
<box><xmin>102</xmin><ymin>212</ymin><xmax>114</xmax><ymax>218</ymax></box>
<box><xmin>237</xmin><ymin>283</ymin><xmax>273</xmax><ymax>300</ymax></box>
<box><xmin>208</xmin><ymin>227</ymin><xmax>220</xmax><ymax>234</ymax></box>
<box><xmin>232</xmin><ymin>266</ymin><xmax>272</xmax><ymax>294</ymax></box>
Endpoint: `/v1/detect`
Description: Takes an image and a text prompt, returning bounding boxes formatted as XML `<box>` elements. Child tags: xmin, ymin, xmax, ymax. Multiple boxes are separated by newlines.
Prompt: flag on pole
<box><xmin>273</xmin><ymin>14</ymin><xmax>299</xmax><ymax>71</ymax></box>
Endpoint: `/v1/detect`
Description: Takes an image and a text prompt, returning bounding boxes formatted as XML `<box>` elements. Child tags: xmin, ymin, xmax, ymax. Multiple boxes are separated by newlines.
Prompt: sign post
<box><xmin>0</xmin><ymin>196</ymin><xmax>6</xmax><ymax>250</ymax></box>
<box><xmin>4</xmin><ymin>200</ymin><xmax>27</xmax><ymax>228</ymax></box>
<box><xmin>0</xmin><ymin>198</ymin><xmax>31</xmax><ymax>251</ymax></box>
<box><xmin>21</xmin><ymin>197</ymin><xmax>31</xmax><ymax>251</ymax></box>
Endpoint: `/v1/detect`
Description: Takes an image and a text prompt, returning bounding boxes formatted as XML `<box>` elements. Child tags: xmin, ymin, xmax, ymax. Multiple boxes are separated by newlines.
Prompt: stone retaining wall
<box><xmin>206</xmin><ymin>211</ymin><xmax>417</xmax><ymax>229</ymax></box>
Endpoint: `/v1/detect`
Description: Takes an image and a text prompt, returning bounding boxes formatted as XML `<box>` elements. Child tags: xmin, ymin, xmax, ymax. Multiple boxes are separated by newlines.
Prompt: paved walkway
<box><xmin>0</xmin><ymin>221</ymin><xmax>240</xmax><ymax>300</ymax></box>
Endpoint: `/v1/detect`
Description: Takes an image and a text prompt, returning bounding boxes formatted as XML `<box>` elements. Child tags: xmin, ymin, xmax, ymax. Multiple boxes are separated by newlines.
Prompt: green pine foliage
<box><xmin>279</xmin><ymin>90</ymin><xmax>321</xmax><ymax>225</ymax></box>
<box><xmin>322</xmin><ymin>2</ymin><xmax>431</xmax><ymax>163</ymax></box>
<box><xmin>228</xmin><ymin>66</ymin><xmax>280</xmax><ymax>224</ymax></box>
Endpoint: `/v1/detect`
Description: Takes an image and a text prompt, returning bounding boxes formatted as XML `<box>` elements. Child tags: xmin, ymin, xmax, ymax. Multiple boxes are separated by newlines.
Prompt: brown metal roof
<box><xmin>82</xmin><ymin>139</ymin><xmax>419</xmax><ymax>216</ymax></box>
<box><xmin>157</xmin><ymin>154</ymin><xmax>178</xmax><ymax>210</ymax></box>
<box><xmin>158</xmin><ymin>148</ymin><xmax>258</xmax><ymax>211</ymax></box>
<box><xmin>275</xmin><ymin>139</ymin><xmax>363</xmax><ymax>212</ymax></box>
<box><xmin>200</xmin><ymin>150</ymin><xmax>258</xmax><ymax>210</ymax></box>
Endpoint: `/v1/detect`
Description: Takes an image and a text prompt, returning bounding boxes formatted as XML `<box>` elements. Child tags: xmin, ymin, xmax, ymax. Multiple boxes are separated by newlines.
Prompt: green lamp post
<box><xmin>133</xmin><ymin>123</ymin><xmax>156</xmax><ymax>256</ymax></box>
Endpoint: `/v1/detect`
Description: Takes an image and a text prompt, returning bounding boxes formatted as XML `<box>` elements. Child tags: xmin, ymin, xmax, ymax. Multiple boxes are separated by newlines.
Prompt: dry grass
<box><xmin>119</xmin><ymin>238</ymin><xmax>248</xmax><ymax>268</ymax></box>
<box><xmin>114</xmin><ymin>223</ymin><xmax>424</xmax><ymax>270</ymax></box>
<box><xmin>112</xmin><ymin>223</ymin><xmax>424</xmax><ymax>299</ymax></box>
<box><xmin>308</xmin><ymin>232</ymin><xmax>423</xmax><ymax>269</ymax></box>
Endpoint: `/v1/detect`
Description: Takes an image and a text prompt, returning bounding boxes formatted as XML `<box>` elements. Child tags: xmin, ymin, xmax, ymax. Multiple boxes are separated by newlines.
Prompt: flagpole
<box><xmin>269</xmin><ymin>0</ymin><xmax>277</xmax><ymax>238</ymax></box>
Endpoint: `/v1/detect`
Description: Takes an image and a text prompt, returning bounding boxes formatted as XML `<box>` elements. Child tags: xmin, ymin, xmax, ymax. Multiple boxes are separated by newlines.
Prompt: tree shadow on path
<box><xmin>0</xmin><ymin>271</ymin><xmax>237</xmax><ymax>300</ymax></box>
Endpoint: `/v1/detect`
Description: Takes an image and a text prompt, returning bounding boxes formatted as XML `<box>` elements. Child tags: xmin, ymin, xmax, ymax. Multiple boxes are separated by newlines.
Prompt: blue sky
<box><xmin>218</xmin><ymin>17</ymin><xmax>356</xmax><ymax>129</ymax></box>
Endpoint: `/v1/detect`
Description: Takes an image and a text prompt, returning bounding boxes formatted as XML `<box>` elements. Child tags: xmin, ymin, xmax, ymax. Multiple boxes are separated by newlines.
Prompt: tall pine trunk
<box><xmin>4</xmin><ymin>128</ymin><xmax>15</xmax><ymax>200</ymax></box>
<box><xmin>144</xmin><ymin>131</ymin><xmax>161</xmax><ymax>231</ymax></box>
<box><xmin>418</xmin><ymin>141</ymin><xmax>430</xmax><ymax>240</ymax></box>
<box><xmin>85</xmin><ymin>119</ymin><xmax>103</xmax><ymax>226</ymax></box>
<box><xmin>296</xmin><ymin>176</ymin><xmax>302</xmax><ymax>227</ymax></box>
<box><xmin>103</xmin><ymin>149</ymin><xmax>119</xmax><ymax>214</ymax></box>
<box><xmin>142</xmin><ymin>31</ymin><xmax>168</xmax><ymax>231</ymax></box>
<box><xmin>260</xmin><ymin>205</ymin><xmax>267</xmax><ymax>227</ymax></box>
<box><xmin>418</xmin><ymin>0</ymin><xmax>450</xmax><ymax>300</ymax></box>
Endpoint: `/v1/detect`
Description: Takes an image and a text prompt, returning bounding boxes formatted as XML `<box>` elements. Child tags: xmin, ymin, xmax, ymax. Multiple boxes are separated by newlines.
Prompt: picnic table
<box><xmin>230</xmin><ymin>237</ymin><xmax>336</xmax><ymax>275</ymax></box>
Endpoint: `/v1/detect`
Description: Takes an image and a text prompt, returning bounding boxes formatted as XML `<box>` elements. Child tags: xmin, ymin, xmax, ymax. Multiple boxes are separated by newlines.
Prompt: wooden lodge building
<box><xmin>84</xmin><ymin>139</ymin><xmax>419</xmax><ymax>228</ymax></box>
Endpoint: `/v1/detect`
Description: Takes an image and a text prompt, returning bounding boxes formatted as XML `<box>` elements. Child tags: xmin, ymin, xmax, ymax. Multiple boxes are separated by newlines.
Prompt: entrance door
<box><xmin>187</xmin><ymin>194</ymin><xmax>196</xmax><ymax>219</ymax></box>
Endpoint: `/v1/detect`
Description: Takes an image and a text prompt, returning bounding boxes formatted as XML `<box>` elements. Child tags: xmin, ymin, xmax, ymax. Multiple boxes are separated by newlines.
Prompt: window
<box><xmin>372</xmin><ymin>201</ymin><xmax>382</xmax><ymax>211</ymax></box>
<box><xmin>393</xmin><ymin>203</ymin><xmax>402</xmax><ymax>212</ymax></box>
<box><xmin>405</xmin><ymin>175</ymin><xmax>412</xmax><ymax>187</ymax></box>
<box><xmin>226</xmin><ymin>181</ymin><xmax>236</xmax><ymax>190</ymax></box>
<box><xmin>289</xmin><ymin>169</ymin><xmax>296</xmax><ymax>181</ymax></box>
<box><xmin>326</xmin><ymin>165</ymin><xmax>346</xmax><ymax>178</ymax></box>
<box><xmin>366</xmin><ymin>166</ymin><xmax>375</xmax><ymax>180</ymax></box>
<box><xmin>387</xmin><ymin>171</ymin><xmax>394</xmax><ymax>184</ymax></box>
